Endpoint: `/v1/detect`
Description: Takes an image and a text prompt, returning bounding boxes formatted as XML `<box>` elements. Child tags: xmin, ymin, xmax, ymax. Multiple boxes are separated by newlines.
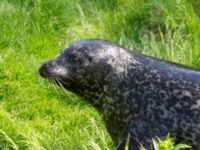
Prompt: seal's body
<box><xmin>39</xmin><ymin>39</ymin><xmax>200</xmax><ymax>149</ymax></box>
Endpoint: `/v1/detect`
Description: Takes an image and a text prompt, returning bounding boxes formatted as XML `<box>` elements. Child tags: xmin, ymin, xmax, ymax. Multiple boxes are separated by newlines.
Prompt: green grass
<box><xmin>0</xmin><ymin>0</ymin><xmax>200</xmax><ymax>149</ymax></box>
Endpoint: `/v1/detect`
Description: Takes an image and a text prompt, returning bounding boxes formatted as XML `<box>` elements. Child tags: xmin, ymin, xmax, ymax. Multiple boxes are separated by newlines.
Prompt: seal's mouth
<box><xmin>39</xmin><ymin>63</ymin><xmax>74</xmax><ymax>89</ymax></box>
<box><xmin>52</xmin><ymin>74</ymin><xmax>73</xmax><ymax>86</ymax></box>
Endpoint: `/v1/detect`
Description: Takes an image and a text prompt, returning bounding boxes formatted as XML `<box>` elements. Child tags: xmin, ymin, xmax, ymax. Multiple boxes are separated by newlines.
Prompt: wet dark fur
<box><xmin>39</xmin><ymin>39</ymin><xmax>200</xmax><ymax>150</ymax></box>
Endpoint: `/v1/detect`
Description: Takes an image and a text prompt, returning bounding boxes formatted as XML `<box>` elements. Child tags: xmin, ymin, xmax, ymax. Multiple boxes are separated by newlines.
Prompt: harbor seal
<box><xmin>39</xmin><ymin>39</ymin><xmax>200</xmax><ymax>149</ymax></box>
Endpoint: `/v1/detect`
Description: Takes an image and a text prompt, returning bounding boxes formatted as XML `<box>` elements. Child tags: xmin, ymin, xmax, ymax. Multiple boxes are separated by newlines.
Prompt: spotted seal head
<box><xmin>39</xmin><ymin>39</ymin><xmax>200</xmax><ymax>149</ymax></box>
<box><xmin>39</xmin><ymin>40</ymin><xmax>133</xmax><ymax>108</ymax></box>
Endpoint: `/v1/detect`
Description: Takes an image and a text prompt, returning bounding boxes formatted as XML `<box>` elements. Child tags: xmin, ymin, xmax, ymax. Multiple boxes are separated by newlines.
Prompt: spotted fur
<box><xmin>39</xmin><ymin>39</ymin><xmax>200</xmax><ymax>150</ymax></box>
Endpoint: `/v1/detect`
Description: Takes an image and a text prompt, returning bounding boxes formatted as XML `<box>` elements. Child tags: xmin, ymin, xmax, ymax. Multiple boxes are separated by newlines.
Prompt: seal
<box><xmin>39</xmin><ymin>39</ymin><xmax>200</xmax><ymax>149</ymax></box>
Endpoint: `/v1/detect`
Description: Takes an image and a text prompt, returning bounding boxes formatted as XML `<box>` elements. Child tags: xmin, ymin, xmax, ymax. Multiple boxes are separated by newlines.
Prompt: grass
<box><xmin>0</xmin><ymin>0</ymin><xmax>200</xmax><ymax>149</ymax></box>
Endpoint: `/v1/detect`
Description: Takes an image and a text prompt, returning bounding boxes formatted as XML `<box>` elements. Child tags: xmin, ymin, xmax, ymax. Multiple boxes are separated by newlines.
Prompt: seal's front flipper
<box><xmin>116</xmin><ymin>138</ymin><xmax>126</xmax><ymax>150</ymax></box>
<box><xmin>116</xmin><ymin>131</ymin><xmax>130</xmax><ymax>150</ymax></box>
<box><xmin>116</xmin><ymin>135</ymin><xmax>142</xmax><ymax>150</ymax></box>
<box><xmin>128</xmin><ymin>137</ymin><xmax>149</xmax><ymax>150</ymax></box>
<box><xmin>127</xmin><ymin>119</ymin><xmax>168</xmax><ymax>150</ymax></box>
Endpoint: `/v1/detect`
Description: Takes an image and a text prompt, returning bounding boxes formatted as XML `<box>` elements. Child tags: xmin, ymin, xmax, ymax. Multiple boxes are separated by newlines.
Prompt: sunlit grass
<box><xmin>0</xmin><ymin>0</ymin><xmax>199</xmax><ymax>149</ymax></box>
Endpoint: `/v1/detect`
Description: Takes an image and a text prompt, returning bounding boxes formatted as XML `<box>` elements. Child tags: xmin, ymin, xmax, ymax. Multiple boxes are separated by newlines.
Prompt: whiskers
<box><xmin>47</xmin><ymin>73</ymin><xmax>73</xmax><ymax>94</ymax></box>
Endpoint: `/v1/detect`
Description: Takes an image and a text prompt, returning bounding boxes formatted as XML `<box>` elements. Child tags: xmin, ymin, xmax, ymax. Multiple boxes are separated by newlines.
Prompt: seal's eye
<box><xmin>69</xmin><ymin>54</ymin><xmax>80</xmax><ymax>62</ymax></box>
<box><xmin>88</xmin><ymin>57</ymin><xmax>92</xmax><ymax>63</ymax></box>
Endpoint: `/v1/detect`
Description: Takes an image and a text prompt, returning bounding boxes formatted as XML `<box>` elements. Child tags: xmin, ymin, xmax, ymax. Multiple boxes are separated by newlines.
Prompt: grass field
<box><xmin>0</xmin><ymin>0</ymin><xmax>200</xmax><ymax>149</ymax></box>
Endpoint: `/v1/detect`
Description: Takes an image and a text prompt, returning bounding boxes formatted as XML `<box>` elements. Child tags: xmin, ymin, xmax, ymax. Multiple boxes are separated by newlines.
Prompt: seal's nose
<box><xmin>39</xmin><ymin>61</ymin><xmax>57</xmax><ymax>78</ymax></box>
<box><xmin>39</xmin><ymin>63</ymin><xmax>49</xmax><ymax>78</ymax></box>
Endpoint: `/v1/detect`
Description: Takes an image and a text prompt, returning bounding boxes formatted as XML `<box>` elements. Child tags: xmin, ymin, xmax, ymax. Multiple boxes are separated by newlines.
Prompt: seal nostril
<box><xmin>48</xmin><ymin>62</ymin><xmax>54</xmax><ymax>68</ymax></box>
